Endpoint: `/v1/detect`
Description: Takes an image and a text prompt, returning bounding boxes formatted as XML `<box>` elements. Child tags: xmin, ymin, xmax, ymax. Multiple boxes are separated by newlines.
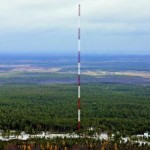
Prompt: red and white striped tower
<box><xmin>77</xmin><ymin>3</ymin><xmax>81</xmax><ymax>131</ymax></box>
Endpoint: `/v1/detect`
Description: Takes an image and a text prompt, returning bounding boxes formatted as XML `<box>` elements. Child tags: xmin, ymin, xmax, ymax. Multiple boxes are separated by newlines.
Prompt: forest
<box><xmin>1</xmin><ymin>138</ymin><xmax>150</xmax><ymax>150</ymax></box>
<box><xmin>0</xmin><ymin>83</ymin><xmax>150</xmax><ymax>136</ymax></box>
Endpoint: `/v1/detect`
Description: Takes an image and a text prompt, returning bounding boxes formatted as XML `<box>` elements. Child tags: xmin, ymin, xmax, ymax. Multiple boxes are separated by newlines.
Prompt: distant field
<box><xmin>0</xmin><ymin>71</ymin><xmax>150</xmax><ymax>85</ymax></box>
<box><xmin>0</xmin><ymin>54</ymin><xmax>150</xmax><ymax>85</ymax></box>
<box><xmin>0</xmin><ymin>54</ymin><xmax>150</xmax><ymax>72</ymax></box>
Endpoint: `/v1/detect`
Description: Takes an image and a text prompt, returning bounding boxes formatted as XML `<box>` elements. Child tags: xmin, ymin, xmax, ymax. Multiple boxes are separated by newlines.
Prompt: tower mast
<box><xmin>77</xmin><ymin>3</ymin><xmax>81</xmax><ymax>131</ymax></box>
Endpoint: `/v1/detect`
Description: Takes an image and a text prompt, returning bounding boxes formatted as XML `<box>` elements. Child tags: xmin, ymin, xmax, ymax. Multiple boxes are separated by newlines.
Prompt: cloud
<box><xmin>0</xmin><ymin>0</ymin><xmax>150</xmax><ymax>34</ymax></box>
<box><xmin>0</xmin><ymin>0</ymin><xmax>76</xmax><ymax>32</ymax></box>
<box><xmin>81</xmin><ymin>0</ymin><xmax>150</xmax><ymax>34</ymax></box>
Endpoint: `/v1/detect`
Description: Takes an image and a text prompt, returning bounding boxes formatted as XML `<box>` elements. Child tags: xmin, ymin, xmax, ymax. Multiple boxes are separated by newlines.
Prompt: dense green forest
<box><xmin>0</xmin><ymin>83</ymin><xmax>150</xmax><ymax>135</ymax></box>
<box><xmin>1</xmin><ymin>138</ymin><xmax>150</xmax><ymax>150</ymax></box>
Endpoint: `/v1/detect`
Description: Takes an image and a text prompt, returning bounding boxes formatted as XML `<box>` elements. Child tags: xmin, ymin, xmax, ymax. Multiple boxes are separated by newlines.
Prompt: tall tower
<box><xmin>77</xmin><ymin>3</ymin><xmax>81</xmax><ymax>131</ymax></box>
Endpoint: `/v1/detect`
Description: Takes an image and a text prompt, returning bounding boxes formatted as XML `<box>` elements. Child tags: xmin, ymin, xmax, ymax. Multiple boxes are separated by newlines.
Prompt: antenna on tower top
<box><xmin>77</xmin><ymin>3</ymin><xmax>81</xmax><ymax>131</ymax></box>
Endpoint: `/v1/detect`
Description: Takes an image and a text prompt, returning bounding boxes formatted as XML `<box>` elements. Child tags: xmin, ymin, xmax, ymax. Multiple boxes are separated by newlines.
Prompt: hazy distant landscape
<box><xmin>0</xmin><ymin>54</ymin><xmax>150</xmax><ymax>85</ymax></box>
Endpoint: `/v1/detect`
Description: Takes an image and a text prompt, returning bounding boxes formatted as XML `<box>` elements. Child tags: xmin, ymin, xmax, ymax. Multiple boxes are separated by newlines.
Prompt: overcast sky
<box><xmin>0</xmin><ymin>0</ymin><xmax>150</xmax><ymax>54</ymax></box>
